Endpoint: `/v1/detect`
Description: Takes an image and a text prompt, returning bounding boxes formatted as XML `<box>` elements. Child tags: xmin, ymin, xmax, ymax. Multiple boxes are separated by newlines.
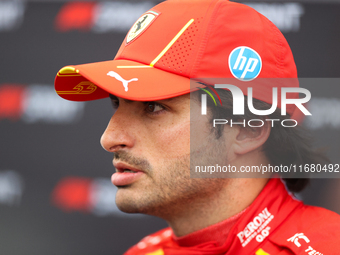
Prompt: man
<box><xmin>54</xmin><ymin>0</ymin><xmax>340</xmax><ymax>254</ymax></box>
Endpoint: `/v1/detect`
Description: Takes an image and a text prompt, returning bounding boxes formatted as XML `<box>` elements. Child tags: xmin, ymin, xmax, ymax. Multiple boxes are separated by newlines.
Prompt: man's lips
<box><xmin>111</xmin><ymin>162</ymin><xmax>144</xmax><ymax>186</ymax></box>
<box><xmin>113</xmin><ymin>162</ymin><xmax>144</xmax><ymax>173</ymax></box>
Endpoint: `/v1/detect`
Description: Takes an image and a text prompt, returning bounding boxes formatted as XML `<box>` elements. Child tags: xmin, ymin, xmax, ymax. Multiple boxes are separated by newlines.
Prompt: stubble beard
<box><xmin>114</xmin><ymin>134</ymin><xmax>228</xmax><ymax>220</ymax></box>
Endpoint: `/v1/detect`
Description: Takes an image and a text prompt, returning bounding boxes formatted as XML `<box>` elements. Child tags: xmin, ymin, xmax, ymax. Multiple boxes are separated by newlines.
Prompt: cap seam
<box><xmin>190</xmin><ymin>0</ymin><xmax>222</xmax><ymax>78</ymax></box>
<box><xmin>114</xmin><ymin>57</ymin><xmax>150</xmax><ymax>67</ymax></box>
<box><xmin>272</xmin><ymin>21</ymin><xmax>284</xmax><ymax>78</ymax></box>
<box><xmin>113</xmin><ymin>56</ymin><xmax>194</xmax><ymax>80</ymax></box>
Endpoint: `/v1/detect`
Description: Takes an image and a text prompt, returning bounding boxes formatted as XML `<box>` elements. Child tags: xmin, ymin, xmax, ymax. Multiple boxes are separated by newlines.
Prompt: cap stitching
<box><xmin>190</xmin><ymin>0</ymin><xmax>222</xmax><ymax>78</ymax></box>
<box><xmin>272</xmin><ymin>20</ymin><xmax>284</xmax><ymax>78</ymax></box>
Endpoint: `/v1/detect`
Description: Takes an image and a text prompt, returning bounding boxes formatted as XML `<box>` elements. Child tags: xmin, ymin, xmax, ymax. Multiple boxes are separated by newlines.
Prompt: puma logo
<box><xmin>107</xmin><ymin>71</ymin><xmax>138</xmax><ymax>92</ymax></box>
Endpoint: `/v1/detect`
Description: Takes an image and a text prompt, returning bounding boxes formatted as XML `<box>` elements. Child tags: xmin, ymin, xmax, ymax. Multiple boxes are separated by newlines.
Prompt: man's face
<box><xmin>100</xmin><ymin>93</ymin><xmax>233</xmax><ymax>218</ymax></box>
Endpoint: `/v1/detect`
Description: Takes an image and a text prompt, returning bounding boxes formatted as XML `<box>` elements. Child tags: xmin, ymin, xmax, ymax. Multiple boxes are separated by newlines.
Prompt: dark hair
<box><xmin>198</xmin><ymin>88</ymin><xmax>328</xmax><ymax>193</ymax></box>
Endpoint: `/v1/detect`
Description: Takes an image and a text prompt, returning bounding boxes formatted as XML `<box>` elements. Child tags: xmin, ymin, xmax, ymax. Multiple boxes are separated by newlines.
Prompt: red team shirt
<box><xmin>124</xmin><ymin>178</ymin><xmax>340</xmax><ymax>255</ymax></box>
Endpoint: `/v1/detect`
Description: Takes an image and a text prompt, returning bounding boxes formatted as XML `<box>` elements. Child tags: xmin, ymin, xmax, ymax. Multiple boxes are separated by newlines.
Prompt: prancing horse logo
<box><xmin>133</xmin><ymin>15</ymin><xmax>148</xmax><ymax>34</ymax></box>
<box><xmin>126</xmin><ymin>12</ymin><xmax>158</xmax><ymax>44</ymax></box>
<box><xmin>107</xmin><ymin>71</ymin><xmax>138</xmax><ymax>92</ymax></box>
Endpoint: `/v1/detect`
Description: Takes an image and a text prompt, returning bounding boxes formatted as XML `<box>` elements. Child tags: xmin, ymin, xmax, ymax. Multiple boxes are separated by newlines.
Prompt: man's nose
<box><xmin>100</xmin><ymin>111</ymin><xmax>134</xmax><ymax>153</ymax></box>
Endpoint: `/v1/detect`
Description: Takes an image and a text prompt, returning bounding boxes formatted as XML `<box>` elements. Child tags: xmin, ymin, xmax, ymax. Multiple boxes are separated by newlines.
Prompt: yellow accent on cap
<box><xmin>117</xmin><ymin>65</ymin><xmax>153</xmax><ymax>69</ymax></box>
<box><xmin>57</xmin><ymin>66</ymin><xmax>81</xmax><ymax>76</ymax></box>
<box><xmin>56</xmin><ymin>81</ymin><xmax>97</xmax><ymax>95</ymax></box>
<box><xmin>150</xmin><ymin>19</ymin><xmax>194</xmax><ymax>67</ymax></box>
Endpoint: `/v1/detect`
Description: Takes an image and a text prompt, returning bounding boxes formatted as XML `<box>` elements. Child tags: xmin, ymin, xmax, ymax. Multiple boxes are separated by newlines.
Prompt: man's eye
<box><xmin>145</xmin><ymin>102</ymin><xmax>164</xmax><ymax>113</ymax></box>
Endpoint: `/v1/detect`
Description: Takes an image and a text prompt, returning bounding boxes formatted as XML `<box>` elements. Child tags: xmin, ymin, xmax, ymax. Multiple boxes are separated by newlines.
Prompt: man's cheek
<box><xmin>154</xmin><ymin>126</ymin><xmax>190</xmax><ymax>156</ymax></box>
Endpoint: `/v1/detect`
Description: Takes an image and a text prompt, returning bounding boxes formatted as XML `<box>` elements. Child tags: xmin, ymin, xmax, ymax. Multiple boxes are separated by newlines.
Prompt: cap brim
<box><xmin>55</xmin><ymin>59</ymin><xmax>191</xmax><ymax>102</ymax></box>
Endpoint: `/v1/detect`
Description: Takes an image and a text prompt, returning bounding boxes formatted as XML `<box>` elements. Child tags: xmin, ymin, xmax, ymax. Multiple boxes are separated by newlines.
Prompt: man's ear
<box><xmin>232</xmin><ymin>121</ymin><xmax>271</xmax><ymax>155</ymax></box>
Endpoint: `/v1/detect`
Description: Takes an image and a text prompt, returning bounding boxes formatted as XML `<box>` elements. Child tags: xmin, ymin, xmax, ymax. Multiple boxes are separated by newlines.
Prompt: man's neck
<box><xmin>166</xmin><ymin>178</ymin><xmax>269</xmax><ymax>237</ymax></box>
<box><xmin>173</xmin><ymin>206</ymin><xmax>247</xmax><ymax>247</ymax></box>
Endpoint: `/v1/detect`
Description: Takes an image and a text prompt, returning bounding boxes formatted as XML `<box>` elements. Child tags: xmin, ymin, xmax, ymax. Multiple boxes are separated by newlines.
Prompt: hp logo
<box><xmin>229</xmin><ymin>46</ymin><xmax>262</xmax><ymax>81</ymax></box>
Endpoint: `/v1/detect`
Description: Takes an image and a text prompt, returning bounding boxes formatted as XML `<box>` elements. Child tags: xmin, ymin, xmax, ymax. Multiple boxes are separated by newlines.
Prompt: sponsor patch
<box><xmin>229</xmin><ymin>46</ymin><xmax>262</xmax><ymax>81</ymax></box>
<box><xmin>237</xmin><ymin>207</ymin><xmax>274</xmax><ymax>247</ymax></box>
<box><xmin>126</xmin><ymin>10</ymin><xmax>159</xmax><ymax>44</ymax></box>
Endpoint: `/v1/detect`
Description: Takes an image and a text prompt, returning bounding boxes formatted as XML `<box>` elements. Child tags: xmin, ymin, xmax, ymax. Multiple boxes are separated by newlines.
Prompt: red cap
<box><xmin>55</xmin><ymin>0</ymin><xmax>298</xmax><ymax>113</ymax></box>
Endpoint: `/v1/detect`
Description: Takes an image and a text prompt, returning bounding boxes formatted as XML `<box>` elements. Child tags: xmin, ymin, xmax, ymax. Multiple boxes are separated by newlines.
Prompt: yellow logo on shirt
<box><xmin>256</xmin><ymin>248</ymin><xmax>270</xmax><ymax>255</ymax></box>
<box><xmin>146</xmin><ymin>248</ymin><xmax>164</xmax><ymax>255</ymax></box>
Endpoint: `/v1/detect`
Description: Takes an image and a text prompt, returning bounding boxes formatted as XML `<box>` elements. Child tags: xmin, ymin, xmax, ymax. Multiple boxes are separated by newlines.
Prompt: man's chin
<box><xmin>115</xmin><ymin>189</ymin><xmax>147</xmax><ymax>214</ymax></box>
<box><xmin>116</xmin><ymin>203</ymin><xmax>140</xmax><ymax>214</ymax></box>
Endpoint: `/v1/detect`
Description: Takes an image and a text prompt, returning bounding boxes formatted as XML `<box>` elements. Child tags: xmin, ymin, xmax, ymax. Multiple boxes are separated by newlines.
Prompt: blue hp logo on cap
<box><xmin>229</xmin><ymin>46</ymin><xmax>262</xmax><ymax>81</ymax></box>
